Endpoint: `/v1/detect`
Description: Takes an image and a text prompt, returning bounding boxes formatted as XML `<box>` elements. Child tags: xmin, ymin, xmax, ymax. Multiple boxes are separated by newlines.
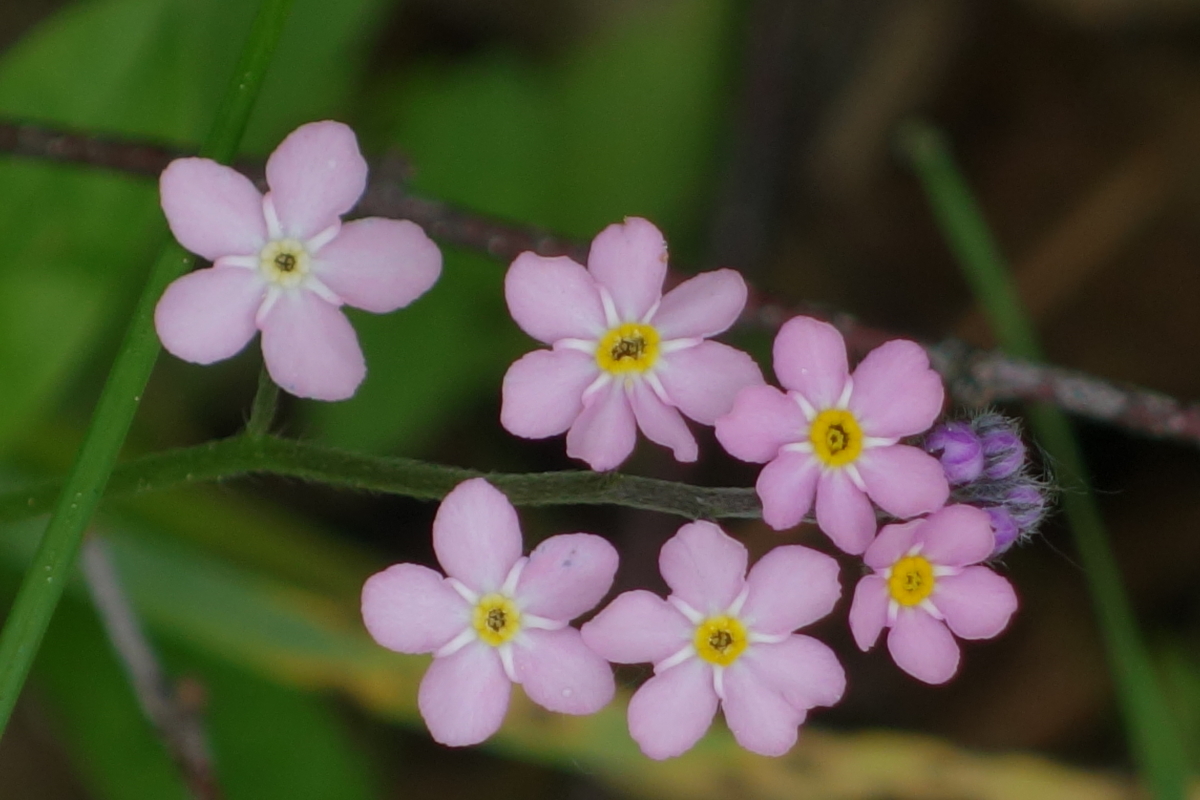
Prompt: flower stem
<box><xmin>897</xmin><ymin>119</ymin><xmax>1188</xmax><ymax>800</ymax></box>
<box><xmin>245</xmin><ymin>367</ymin><xmax>280</xmax><ymax>438</ymax></box>
<box><xmin>0</xmin><ymin>0</ymin><xmax>294</xmax><ymax>736</ymax></box>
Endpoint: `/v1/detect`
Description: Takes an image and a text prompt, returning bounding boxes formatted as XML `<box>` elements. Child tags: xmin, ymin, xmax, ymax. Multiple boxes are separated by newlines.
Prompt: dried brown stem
<box><xmin>2</xmin><ymin>117</ymin><xmax>1198</xmax><ymax>448</ymax></box>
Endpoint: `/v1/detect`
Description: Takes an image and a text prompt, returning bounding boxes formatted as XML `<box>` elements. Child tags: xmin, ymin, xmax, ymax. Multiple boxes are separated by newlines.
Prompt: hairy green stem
<box><xmin>0</xmin><ymin>0</ymin><xmax>295</xmax><ymax>736</ymax></box>
<box><xmin>0</xmin><ymin>436</ymin><xmax>761</xmax><ymax>524</ymax></box>
<box><xmin>898</xmin><ymin>120</ymin><xmax>1188</xmax><ymax>800</ymax></box>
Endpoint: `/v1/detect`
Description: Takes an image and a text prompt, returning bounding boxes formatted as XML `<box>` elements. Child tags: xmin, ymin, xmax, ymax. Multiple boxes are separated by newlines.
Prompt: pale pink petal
<box><xmin>659</xmin><ymin>521</ymin><xmax>747</xmax><ymax>615</ymax></box>
<box><xmin>159</xmin><ymin>158</ymin><xmax>266</xmax><ymax>261</ymax></box>
<box><xmin>155</xmin><ymin>267</ymin><xmax>263</xmax><ymax>364</ymax></box>
<box><xmin>771</xmin><ymin>316</ymin><xmax>848</xmax><ymax>408</ymax></box>
<box><xmin>742</xmin><ymin>546</ymin><xmax>840</xmax><ymax>634</ymax></box>
<box><xmin>265</xmin><ymin>121</ymin><xmax>368</xmax><ymax>240</ymax></box>
<box><xmin>652</xmin><ymin>269</ymin><xmax>747</xmax><ymax>339</ymax></box>
<box><xmin>722</xmin><ymin>661</ymin><xmax>806</xmax><ymax>757</ymax></box>
<box><xmin>418</xmin><ymin>642</ymin><xmax>510</xmax><ymax>746</ymax></box>
<box><xmin>887</xmin><ymin>609</ymin><xmax>960</xmax><ymax>685</ymax></box>
<box><xmin>581</xmin><ymin>590</ymin><xmax>692</xmax><ymax>664</ymax></box>
<box><xmin>586</xmin><ymin>218</ymin><xmax>667</xmax><ymax>321</ymax></box>
<box><xmin>313</xmin><ymin>218</ymin><xmax>441</xmax><ymax>313</ymax></box>
<box><xmin>259</xmin><ymin>289</ymin><xmax>365</xmax><ymax>401</ymax></box>
<box><xmin>848</xmin><ymin>339</ymin><xmax>944</xmax><ymax>438</ymax></box>
<box><xmin>515</xmin><ymin>533</ymin><xmax>618</xmax><ymax>621</ymax></box>
<box><xmin>856</xmin><ymin>445</ymin><xmax>949</xmax><ymax>519</ymax></box>
<box><xmin>862</xmin><ymin>519</ymin><xmax>923</xmax><ymax>571</ymax></box>
<box><xmin>917</xmin><ymin>504</ymin><xmax>995</xmax><ymax>567</ymax></box>
<box><xmin>512</xmin><ymin>628</ymin><xmax>615</xmax><ymax>714</ymax></box>
<box><xmin>361</xmin><ymin>564</ymin><xmax>467</xmax><ymax>654</ymax></box>
<box><xmin>714</xmin><ymin>385</ymin><xmax>805</xmax><ymax>463</ymax></box>
<box><xmin>656</xmin><ymin>341</ymin><xmax>764</xmax><ymax>426</ymax></box>
<box><xmin>933</xmin><ymin>566</ymin><xmax>1018</xmax><ymax>640</ymax></box>
<box><xmin>505</xmin><ymin>253</ymin><xmax>606</xmax><ymax>343</ymax></box>
<box><xmin>627</xmin><ymin>658</ymin><xmax>718</xmax><ymax>760</ymax></box>
<box><xmin>745</xmin><ymin>635</ymin><xmax>846</xmax><ymax>710</ymax></box>
<box><xmin>500</xmin><ymin>349</ymin><xmax>597</xmax><ymax>439</ymax></box>
<box><xmin>629</xmin><ymin>381</ymin><xmax>697</xmax><ymax>463</ymax></box>
<box><xmin>814</xmin><ymin>470</ymin><xmax>877</xmax><ymax>555</ymax></box>
<box><xmin>756</xmin><ymin>451</ymin><xmax>820</xmax><ymax>532</ymax></box>
<box><xmin>431</xmin><ymin>478</ymin><xmax>523</xmax><ymax>593</ymax></box>
<box><xmin>565</xmin><ymin>381</ymin><xmax>637</xmax><ymax>471</ymax></box>
<box><xmin>848</xmin><ymin>575</ymin><xmax>889</xmax><ymax>651</ymax></box>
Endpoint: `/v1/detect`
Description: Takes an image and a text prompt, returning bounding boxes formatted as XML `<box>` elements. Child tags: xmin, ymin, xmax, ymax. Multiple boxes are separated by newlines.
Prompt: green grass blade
<box><xmin>898</xmin><ymin>119</ymin><xmax>1189</xmax><ymax>800</ymax></box>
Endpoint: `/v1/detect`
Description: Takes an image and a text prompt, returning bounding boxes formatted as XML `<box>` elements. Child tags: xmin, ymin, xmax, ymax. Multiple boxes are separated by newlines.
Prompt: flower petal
<box><xmin>627</xmin><ymin>658</ymin><xmax>718</xmax><ymax>760</ymax></box>
<box><xmin>933</xmin><ymin>566</ymin><xmax>1018</xmax><ymax>640</ymax></box>
<box><xmin>565</xmin><ymin>381</ymin><xmax>637</xmax><ymax>471</ymax></box>
<box><xmin>418</xmin><ymin>642</ymin><xmax>511</xmax><ymax>746</ymax></box>
<box><xmin>652</xmin><ymin>269</ymin><xmax>747</xmax><ymax>339</ymax></box>
<box><xmin>581</xmin><ymin>590</ymin><xmax>693</xmax><ymax>664</ymax></box>
<box><xmin>659</xmin><ymin>521</ymin><xmax>747</xmax><ymax>615</ymax></box>
<box><xmin>848</xmin><ymin>575</ymin><xmax>889</xmax><ymax>651</ymax></box>
<box><xmin>714</xmin><ymin>385</ymin><xmax>805</xmax><ymax>463</ymax></box>
<box><xmin>501</xmin><ymin>349</ymin><xmax>597</xmax><ymax>439</ymax></box>
<box><xmin>656</xmin><ymin>341</ymin><xmax>764</xmax><ymax>426</ymax></box>
<box><xmin>887</xmin><ymin>609</ymin><xmax>960</xmax><ymax>684</ymax></box>
<box><xmin>361</xmin><ymin>564</ymin><xmax>467</xmax><ymax>654</ymax></box>
<box><xmin>856</xmin><ymin>445</ymin><xmax>949</xmax><ymax>519</ymax></box>
<box><xmin>265</xmin><ymin>121</ymin><xmax>368</xmax><ymax>240</ymax></box>
<box><xmin>722</xmin><ymin>660</ymin><xmax>806</xmax><ymax>757</ymax></box>
<box><xmin>431</xmin><ymin>478</ymin><xmax>524</xmax><ymax>594</ymax></box>
<box><xmin>512</xmin><ymin>628</ymin><xmax>615</xmax><ymax>714</ymax></box>
<box><xmin>771</xmin><ymin>316</ymin><xmax>848</xmax><ymax>408</ymax></box>
<box><xmin>917</xmin><ymin>504</ymin><xmax>995</xmax><ymax>567</ymax></box>
<box><xmin>862</xmin><ymin>519</ymin><xmax>923</xmax><ymax>571</ymax></box>
<box><xmin>745</xmin><ymin>634</ymin><xmax>846</xmax><ymax>711</ymax></box>
<box><xmin>586</xmin><ymin>218</ymin><xmax>667</xmax><ymax>321</ymax></box>
<box><xmin>848</xmin><ymin>339</ymin><xmax>943</xmax><ymax>438</ymax></box>
<box><xmin>313</xmin><ymin>218</ymin><xmax>441</xmax><ymax>313</ymax></box>
<box><xmin>814</xmin><ymin>470</ymin><xmax>877</xmax><ymax>555</ymax></box>
<box><xmin>259</xmin><ymin>289</ymin><xmax>365</xmax><ymax>401</ymax></box>
<box><xmin>742</xmin><ymin>546</ymin><xmax>840</xmax><ymax>634</ymax></box>
<box><xmin>505</xmin><ymin>252</ymin><xmax>606</xmax><ymax>343</ymax></box>
<box><xmin>515</xmin><ymin>533</ymin><xmax>618</xmax><ymax>621</ymax></box>
<box><xmin>629</xmin><ymin>381</ymin><xmax>697</xmax><ymax>463</ymax></box>
<box><xmin>154</xmin><ymin>266</ymin><xmax>262</xmax><ymax>364</ymax></box>
<box><xmin>159</xmin><ymin>158</ymin><xmax>266</xmax><ymax>261</ymax></box>
<box><xmin>756</xmin><ymin>451</ymin><xmax>820</xmax><ymax>531</ymax></box>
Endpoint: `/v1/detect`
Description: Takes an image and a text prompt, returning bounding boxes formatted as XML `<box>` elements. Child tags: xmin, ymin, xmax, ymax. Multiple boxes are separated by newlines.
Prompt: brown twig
<box><xmin>2</xmin><ymin>117</ymin><xmax>1199</xmax><ymax>448</ymax></box>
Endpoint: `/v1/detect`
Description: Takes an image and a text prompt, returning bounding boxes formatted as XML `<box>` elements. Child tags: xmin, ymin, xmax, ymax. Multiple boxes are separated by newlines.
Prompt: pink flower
<box><xmin>581</xmin><ymin>521</ymin><xmax>844</xmax><ymax>759</ymax></box>
<box><xmin>155</xmin><ymin>121</ymin><xmax>441</xmax><ymax>401</ymax></box>
<box><xmin>714</xmin><ymin>316</ymin><xmax>949</xmax><ymax>554</ymax></box>
<box><xmin>361</xmin><ymin>478</ymin><xmax>618</xmax><ymax>746</ymax></box>
<box><xmin>501</xmin><ymin>217</ymin><xmax>763</xmax><ymax>471</ymax></box>
<box><xmin>848</xmin><ymin>504</ymin><xmax>1018</xmax><ymax>684</ymax></box>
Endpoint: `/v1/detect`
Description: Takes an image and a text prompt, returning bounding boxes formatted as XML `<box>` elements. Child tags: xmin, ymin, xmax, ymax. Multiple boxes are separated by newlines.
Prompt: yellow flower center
<box><xmin>471</xmin><ymin>593</ymin><xmax>522</xmax><ymax>646</ymax></box>
<box><xmin>693</xmin><ymin>615</ymin><xmax>749</xmax><ymax>667</ymax></box>
<box><xmin>259</xmin><ymin>239</ymin><xmax>310</xmax><ymax>287</ymax></box>
<box><xmin>596</xmin><ymin>323</ymin><xmax>660</xmax><ymax>374</ymax></box>
<box><xmin>887</xmin><ymin>555</ymin><xmax>936</xmax><ymax>606</ymax></box>
<box><xmin>809</xmin><ymin>408</ymin><xmax>863</xmax><ymax>467</ymax></box>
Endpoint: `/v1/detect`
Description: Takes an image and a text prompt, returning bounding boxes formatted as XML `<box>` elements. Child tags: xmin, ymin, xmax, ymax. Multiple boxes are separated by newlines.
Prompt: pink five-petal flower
<box><xmin>501</xmin><ymin>217</ymin><xmax>764</xmax><ymax>471</ymax></box>
<box><xmin>155</xmin><ymin>120</ymin><xmax>442</xmax><ymax>401</ymax></box>
<box><xmin>361</xmin><ymin>478</ymin><xmax>617</xmax><ymax>746</ymax></box>
<box><xmin>714</xmin><ymin>315</ymin><xmax>949</xmax><ymax>555</ymax></box>
<box><xmin>581</xmin><ymin>521</ymin><xmax>844</xmax><ymax>759</ymax></box>
<box><xmin>848</xmin><ymin>504</ymin><xmax>1018</xmax><ymax>684</ymax></box>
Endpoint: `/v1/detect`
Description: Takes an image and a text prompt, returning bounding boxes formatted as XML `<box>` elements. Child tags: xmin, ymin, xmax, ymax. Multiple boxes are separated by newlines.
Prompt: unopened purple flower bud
<box><xmin>985</xmin><ymin>506</ymin><xmax>1020</xmax><ymax>555</ymax></box>
<box><xmin>1005</xmin><ymin>484</ymin><xmax>1045</xmax><ymax>528</ymax></box>
<box><xmin>924</xmin><ymin>421</ymin><xmax>984</xmax><ymax>485</ymax></box>
<box><xmin>981</xmin><ymin>429</ymin><xmax>1026</xmax><ymax>481</ymax></box>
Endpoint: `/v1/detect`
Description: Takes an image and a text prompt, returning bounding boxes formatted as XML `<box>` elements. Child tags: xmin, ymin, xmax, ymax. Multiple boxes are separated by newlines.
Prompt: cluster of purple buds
<box><xmin>922</xmin><ymin>412</ymin><xmax>1050</xmax><ymax>555</ymax></box>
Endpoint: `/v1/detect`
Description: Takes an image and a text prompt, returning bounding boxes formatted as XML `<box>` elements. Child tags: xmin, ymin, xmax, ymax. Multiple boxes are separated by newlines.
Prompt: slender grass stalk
<box><xmin>0</xmin><ymin>0</ymin><xmax>295</xmax><ymax>735</ymax></box>
<box><xmin>897</xmin><ymin>119</ymin><xmax>1188</xmax><ymax>800</ymax></box>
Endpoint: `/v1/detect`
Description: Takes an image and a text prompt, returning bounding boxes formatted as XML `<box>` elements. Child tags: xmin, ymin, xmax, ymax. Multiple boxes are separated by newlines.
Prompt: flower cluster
<box><xmin>152</xmin><ymin>123</ymin><xmax>1044</xmax><ymax>760</ymax></box>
